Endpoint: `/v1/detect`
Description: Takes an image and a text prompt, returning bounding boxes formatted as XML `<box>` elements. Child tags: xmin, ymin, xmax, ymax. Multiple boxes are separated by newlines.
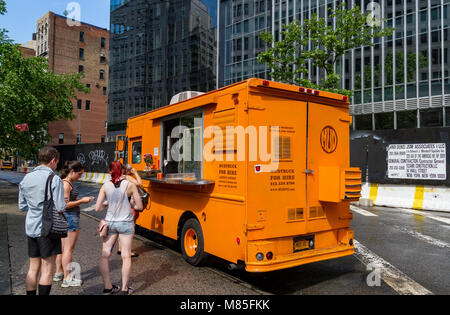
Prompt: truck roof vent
<box><xmin>170</xmin><ymin>91</ymin><xmax>205</xmax><ymax>105</ymax></box>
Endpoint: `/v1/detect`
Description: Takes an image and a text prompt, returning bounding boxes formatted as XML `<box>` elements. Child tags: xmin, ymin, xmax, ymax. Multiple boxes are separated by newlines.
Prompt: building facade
<box><xmin>108</xmin><ymin>0</ymin><xmax>216</xmax><ymax>139</ymax></box>
<box><xmin>36</xmin><ymin>12</ymin><xmax>110</xmax><ymax>145</ymax></box>
<box><xmin>217</xmin><ymin>0</ymin><xmax>450</xmax><ymax>130</ymax></box>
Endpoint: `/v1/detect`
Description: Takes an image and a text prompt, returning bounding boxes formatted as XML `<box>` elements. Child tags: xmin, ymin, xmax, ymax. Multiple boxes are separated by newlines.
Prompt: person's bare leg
<box><xmin>62</xmin><ymin>231</ymin><xmax>79</xmax><ymax>280</ymax></box>
<box><xmin>55</xmin><ymin>239</ymin><xmax>64</xmax><ymax>275</ymax></box>
<box><xmin>118</xmin><ymin>234</ymin><xmax>134</xmax><ymax>291</ymax></box>
<box><xmin>26</xmin><ymin>257</ymin><xmax>41</xmax><ymax>292</ymax></box>
<box><xmin>99</xmin><ymin>234</ymin><xmax>118</xmax><ymax>290</ymax></box>
<box><xmin>38</xmin><ymin>255</ymin><xmax>56</xmax><ymax>295</ymax></box>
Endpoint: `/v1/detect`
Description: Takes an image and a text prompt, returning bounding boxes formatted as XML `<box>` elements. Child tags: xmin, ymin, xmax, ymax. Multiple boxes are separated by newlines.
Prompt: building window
<box><xmin>355</xmin><ymin>114</ymin><xmax>373</xmax><ymax>130</ymax></box>
<box><xmin>78</xmin><ymin>65</ymin><xmax>84</xmax><ymax>73</ymax></box>
<box><xmin>375</xmin><ymin>112</ymin><xmax>394</xmax><ymax>130</ymax></box>
<box><xmin>420</xmin><ymin>108</ymin><xmax>443</xmax><ymax>128</ymax></box>
<box><xmin>99</xmin><ymin>70</ymin><xmax>105</xmax><ymax>80</ymax></box>
<box><xmin>58</xmin><ymin>133</ymin><xmax>64</xmax><ymax>145</ymax></box>
<box><xmin>397</xmin><ymin>110</ymin><xmax>418</xmax><ymax>129</ymax></box>
<box><xmin>80</xmin><ymin>31</ymin><xmax>85</xmax><ymax>42</ymax></box>
<box><xmin>86</xmin><ymin>100</ymin><xmax>91</xmax><ymax>111</ymax></box>
<box><xmin>76</xmin><ymin>134</ymin><xmax>82</xmax><ymax>144</ymax></box>
<box><xmin>100</xmin><ymin>55</ymin><xmax>106</xmax><ymax>64</ymax></box>
<box><xmin>77</xmin><ymin>99</ymin><xmax>82</xmax><ymax>110</ymax></box>
<box><xmin>101</xmin><ymin>136</ymin><xmax>106</xmax><ymax>143</ymax></box>
<box><xmin>103</xmin><ymin>87</ymin><xmax>107</xmax><ymax>96</ymax></box>
<box><xmin>86</xmin><ymin>83</ymin><xmax>91</xmax><ymax>89</ymax></box>
<box><xmin>79</xmin><ymin>48</ymin><xmax>84</xmax><ymax>60</ymax></box>
<box><xmin>101</xmin><ymin>37</ymin><xmax>106</xmax><ymax>48</ymax></box>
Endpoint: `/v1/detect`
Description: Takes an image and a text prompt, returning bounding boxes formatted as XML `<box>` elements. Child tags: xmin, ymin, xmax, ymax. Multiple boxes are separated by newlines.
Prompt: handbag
<box><xmin>98</xmin><ymin>182</ymin><xmax>127</xmax><ymax>238</ymax></box>
<box><xmin>136</xmin><ymin>186</ymin><xmax>150</xmax><ymax>212</ymax></box>
<box><xmin>41</xmin><ymin>174</ymin><xmax>68</xmax><ymax>239</ymax></box>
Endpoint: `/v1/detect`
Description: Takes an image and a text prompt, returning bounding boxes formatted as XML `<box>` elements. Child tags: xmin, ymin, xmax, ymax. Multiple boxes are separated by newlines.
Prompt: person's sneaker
<box><xmin>61</xmin><ymin>277</ymin><xmax>82</xmax><ymax>288</ymax></box>
<box><xmin>53</xmin><ymin>273</ymin><xmax>64</xmax><ymax>282</ymax></box>
<box><xmin>103</xmin><ymin>285</ymin><xmax>120</xmax><ymax>295</ymax></box>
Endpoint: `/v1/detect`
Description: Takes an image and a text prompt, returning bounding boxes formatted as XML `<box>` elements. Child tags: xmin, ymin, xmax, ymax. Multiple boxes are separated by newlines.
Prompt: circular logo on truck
<box><xmin>320</xmin><ymin>126</ymin><xmax>338</xmax><ymax>153</ymax></box>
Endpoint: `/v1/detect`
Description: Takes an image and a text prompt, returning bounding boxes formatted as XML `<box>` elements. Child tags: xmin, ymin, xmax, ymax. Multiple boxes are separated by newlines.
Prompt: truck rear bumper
<box><xmin>245</xmin><ymin>245</ymin><xmax>354</xmax><ymax>273</ymax></box>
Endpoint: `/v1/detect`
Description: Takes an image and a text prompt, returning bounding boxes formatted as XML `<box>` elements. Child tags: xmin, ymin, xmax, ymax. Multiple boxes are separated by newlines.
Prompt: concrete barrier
<box><xmin>361</xmin><ymin>182</ymin><xmax>450</xmax><ymax>213</ymax></box>
<box><xmin>79</xmin><ymin>172</ymin><xmax>111</xmax><ymax>185</ymax></box>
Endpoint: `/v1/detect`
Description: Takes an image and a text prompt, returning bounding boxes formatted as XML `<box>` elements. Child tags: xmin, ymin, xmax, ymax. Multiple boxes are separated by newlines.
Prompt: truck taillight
<box><xmin>299</xmin><ymin>87</ymin><xmax>305</xmax><ymax>92</ymax></box>
<box><xmin>342</xmin><ymin>96</ymin><xmax>349</xmax><ymax>102</ymax></box>
<box><xmin>307</xmin><ymin>89</ymin><xmax>313</xmax><ymax>94</ymax></box>
<box><xmin>313</xmin><ymin>90</ymin><xmax>320</xmax><ymax>96</ymax></box>
<box><xmin>262</xmin><ymin>80</ymin><xmax>270</xmax><ymax>86</ymax></box>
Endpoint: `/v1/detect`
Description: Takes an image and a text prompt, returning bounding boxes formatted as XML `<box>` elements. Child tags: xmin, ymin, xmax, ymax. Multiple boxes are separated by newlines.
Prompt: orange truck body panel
<box><xmin>121</xmin><ymin>79</ymin><xmax>361</xmax><ymax>272</ymax></box>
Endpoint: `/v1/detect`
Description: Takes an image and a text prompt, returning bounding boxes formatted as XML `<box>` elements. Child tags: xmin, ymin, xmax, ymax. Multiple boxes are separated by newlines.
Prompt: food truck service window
<box><xmin>131</xmin><ymin>140</ymin><xmax>142</xmax><ymax>164</ymax></box>
<box><xmin>162</xmin><ymin>111</ymin><xmax>203</xmax><ymax>179</ymax></box>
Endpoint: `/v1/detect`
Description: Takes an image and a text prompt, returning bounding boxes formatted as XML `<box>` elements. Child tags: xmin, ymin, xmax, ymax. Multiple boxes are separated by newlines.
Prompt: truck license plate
<box><xmin>293</xmin><ymin>236</ymin><xmax>314</xmax><ymax>253</ymax></box>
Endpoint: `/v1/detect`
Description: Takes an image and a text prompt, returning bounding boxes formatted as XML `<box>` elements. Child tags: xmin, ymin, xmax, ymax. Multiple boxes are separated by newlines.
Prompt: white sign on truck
<box><xmin>387</xmin><ymin>143</ymin><xmax>447</xmax><ymax>180</ymax></box>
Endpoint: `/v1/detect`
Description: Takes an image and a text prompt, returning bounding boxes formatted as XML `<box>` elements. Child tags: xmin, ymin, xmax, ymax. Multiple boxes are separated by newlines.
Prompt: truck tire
<box><xmin>180</xmin><ymin>218</ymin><xmax>209</xmax><ymax>266</ymax></box>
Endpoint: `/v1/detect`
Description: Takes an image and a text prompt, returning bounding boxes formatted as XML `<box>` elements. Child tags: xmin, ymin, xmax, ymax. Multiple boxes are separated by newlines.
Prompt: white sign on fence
<box><xmin>387</xmin><ymin>143</ymin><xmax>447</xmax><ymax>180</ymax></box>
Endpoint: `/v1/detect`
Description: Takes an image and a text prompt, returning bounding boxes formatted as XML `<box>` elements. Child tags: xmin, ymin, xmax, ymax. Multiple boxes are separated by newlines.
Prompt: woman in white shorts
<box><xmin>95</xmin><ymin>161</ymin><xmax>143</xmax><ymax>295</ymax></box>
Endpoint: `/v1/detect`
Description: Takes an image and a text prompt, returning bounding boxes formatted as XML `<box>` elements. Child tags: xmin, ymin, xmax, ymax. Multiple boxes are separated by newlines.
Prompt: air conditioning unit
<box><xmin>170</xmin><ymin>91</ymin><xmax>205</xmax><ymax>105</ymax></box>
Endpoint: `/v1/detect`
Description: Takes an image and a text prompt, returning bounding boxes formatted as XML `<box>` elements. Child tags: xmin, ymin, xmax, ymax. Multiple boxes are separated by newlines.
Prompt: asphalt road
<box><xmin>1</xmin><ymin>170</ymin><xmax>449</xmax><ymax>295</ymax></box>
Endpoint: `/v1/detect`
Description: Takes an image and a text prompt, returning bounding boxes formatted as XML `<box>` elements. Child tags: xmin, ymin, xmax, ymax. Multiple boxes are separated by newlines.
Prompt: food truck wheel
<box><xmin>181</xmin><ymin>218</ymin><xmax>209</xmax><ymax>266</ymax></box>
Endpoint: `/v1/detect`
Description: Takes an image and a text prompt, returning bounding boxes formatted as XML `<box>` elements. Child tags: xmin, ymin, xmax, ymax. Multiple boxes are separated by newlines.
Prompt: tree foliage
<box><xmin>258</xmin><ymin>3</ymin><xmax>393</xmax><ymax>97</ymax></box>
<box><xmin>0</xmin><ymin>0</ymin><xmax>88</xmax><ymax>159</ymax></box>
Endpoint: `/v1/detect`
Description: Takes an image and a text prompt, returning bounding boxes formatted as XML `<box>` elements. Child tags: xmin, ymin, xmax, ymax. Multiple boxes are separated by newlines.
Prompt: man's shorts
<box><xmin>27</xmin><ymin>236</ymin><xmax>62</xmax><ymax>259</ymax></box>
<box><xmin>64</xmin><ymin>211</ymin><xmax>80</xmax><ymax>232</ymax></box>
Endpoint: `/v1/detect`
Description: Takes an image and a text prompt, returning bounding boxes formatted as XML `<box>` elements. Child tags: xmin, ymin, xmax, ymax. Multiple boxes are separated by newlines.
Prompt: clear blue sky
<box><xmin>0</xmin><ymin>0</ymin><xmax>110</xmax><ymax>44</ymax></box>
<box><xmin>0</xmin><ymin>0</ymin><xmax>217</xmax><ymax>45</ymax></box>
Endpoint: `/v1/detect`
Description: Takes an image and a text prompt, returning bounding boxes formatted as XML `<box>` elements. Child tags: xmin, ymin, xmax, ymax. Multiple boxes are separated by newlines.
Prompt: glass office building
<box><xmin>108</xmin><ymin>0</ymin><xmax>216</xmax><ymax>138</ymax></box>
<box><xmin>217</xmin><ymin>0</ymin><xmax>450</xmax><ymax>130</ymax></box>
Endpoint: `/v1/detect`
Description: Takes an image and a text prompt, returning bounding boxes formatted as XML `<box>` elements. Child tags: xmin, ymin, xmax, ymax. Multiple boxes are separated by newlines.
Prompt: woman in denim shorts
<box><xmin>95</xmin><ymin>161</ymin><xmax>143</xmax><ymax>295</ymax></box>
<box><xmin>54</xmin><ymin>161</ymin><xmax>94</xmax><ymax>288</ymax></box>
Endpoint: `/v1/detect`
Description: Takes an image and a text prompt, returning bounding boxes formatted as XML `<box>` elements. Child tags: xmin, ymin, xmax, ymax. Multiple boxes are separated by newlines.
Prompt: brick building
<box><xmin>36</xmin><ymin>12</ymin><xmax>110</xmax><ymax>145</ymax></box>
<box><xmin>19</xmin><ymin>46</ymin><xmax>36</xmax><ymax>59</ymax></box>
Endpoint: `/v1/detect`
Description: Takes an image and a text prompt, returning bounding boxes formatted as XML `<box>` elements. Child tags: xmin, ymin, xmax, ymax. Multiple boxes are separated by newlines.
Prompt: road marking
<box><xmin>396</xmin><ymin>208</ymin><xmax>450</xmax><ymax>225</ymax></box>
<box><xmin>393</xmin><ymin>226</ymin><xmax>450</xmax><ymax>249</ymax></box>
<box><xmin>81</xmin><ymin>205</ymin><xmax>96</xmax><ymax>212</ymax></box>
<box><xmin>350</xmin><ymin>205</ymin><xmax>378</xmax><ymax>217</ymax></box>
<box><xmin>354</xmin><ymin>240</ymin><xmax>433</xmax><ymax>295</ymax></box>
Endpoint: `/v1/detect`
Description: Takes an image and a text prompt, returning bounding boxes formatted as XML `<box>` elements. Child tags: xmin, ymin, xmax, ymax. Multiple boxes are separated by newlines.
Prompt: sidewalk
<box><xmin>0</xmin><ymin>179</ymin><xmax>262</xmax><ymax>295</ymax></box>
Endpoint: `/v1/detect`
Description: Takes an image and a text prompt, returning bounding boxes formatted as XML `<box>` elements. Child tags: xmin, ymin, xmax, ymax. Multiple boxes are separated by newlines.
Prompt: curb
<box><xmin>361</xmin><ymin>183</ymin><xmax>450</xmax><ymax>213</ymax></box>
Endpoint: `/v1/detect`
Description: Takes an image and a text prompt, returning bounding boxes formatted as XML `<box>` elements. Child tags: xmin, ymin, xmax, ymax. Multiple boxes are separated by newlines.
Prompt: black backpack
<box><xmin>41</xmin><ymin>174</ymin><xmax>68</xmax><ymax>239</ymax></box>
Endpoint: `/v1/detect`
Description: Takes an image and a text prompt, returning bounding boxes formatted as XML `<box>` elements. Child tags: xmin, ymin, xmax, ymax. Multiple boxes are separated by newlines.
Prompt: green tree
<box><xmin>258</xmin><ymin>3</ymin><xmax>393</xmax><ymax>97</ymax></box>
<box><xmin>0</xmin><ymin>0</ymin><xmax>88</xmax><ymax>159</ymax></box>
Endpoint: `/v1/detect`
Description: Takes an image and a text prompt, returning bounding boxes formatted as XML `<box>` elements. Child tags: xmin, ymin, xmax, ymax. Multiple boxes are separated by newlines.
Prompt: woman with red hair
<box><xmin>95</xmin><ymin>161</ymin><xmax>143</xmax><ymax>295</ymax></box>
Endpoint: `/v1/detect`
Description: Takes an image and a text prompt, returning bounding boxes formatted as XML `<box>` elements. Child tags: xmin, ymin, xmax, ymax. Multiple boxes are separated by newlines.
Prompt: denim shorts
<box><xmin>106</xmin><ymin>221</ymin><xmax>135</xmax><ymax>236</ymax></box>
<box><xmin>64</xmin><ymin>211</ymin><xmax>80</xmax><ymax>232</ymax></box>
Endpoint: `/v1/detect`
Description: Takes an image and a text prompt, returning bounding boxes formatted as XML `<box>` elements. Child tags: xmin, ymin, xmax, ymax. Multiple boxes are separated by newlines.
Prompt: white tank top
<box><xmin>104</xmin><ymin>180</ymin><xmax>133</xmax><ymax>222</ymax></box>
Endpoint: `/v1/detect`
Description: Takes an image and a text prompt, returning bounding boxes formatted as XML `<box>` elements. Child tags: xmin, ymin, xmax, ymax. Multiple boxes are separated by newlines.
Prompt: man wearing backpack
<box><xmin>18</xmin><ymin>147</ymin><xmax>66</xmax><ymax>295</ymax></box>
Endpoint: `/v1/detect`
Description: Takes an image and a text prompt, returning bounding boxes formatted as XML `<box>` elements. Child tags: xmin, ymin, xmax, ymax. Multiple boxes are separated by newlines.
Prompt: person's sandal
<box><xmin>119</xmin><ymin>287</ymin><xmax>134</xmax><ymax>295</ymax></box>
<box><xmin>117</xmin><ymin>251</ymin><xmax>139</xmax><ymax>258</ymax></box>
<box><xmin>103</xmin><ymin>285</ymin><xmax>120</xmax><ymax>295</ymax></box>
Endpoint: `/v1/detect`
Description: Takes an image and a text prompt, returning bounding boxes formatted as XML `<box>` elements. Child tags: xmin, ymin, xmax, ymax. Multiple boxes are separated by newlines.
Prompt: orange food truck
<box><xmin>115</xmin><ymin>78</ymin><xmax>361</xmax><ymax>272</ymax></box>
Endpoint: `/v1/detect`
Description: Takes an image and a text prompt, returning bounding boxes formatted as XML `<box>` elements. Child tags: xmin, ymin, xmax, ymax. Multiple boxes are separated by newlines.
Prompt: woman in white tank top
<box><xmin>95</xmin><ymin>161</ymin><xmax>143</xmax><ymax>295</ymax></box>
